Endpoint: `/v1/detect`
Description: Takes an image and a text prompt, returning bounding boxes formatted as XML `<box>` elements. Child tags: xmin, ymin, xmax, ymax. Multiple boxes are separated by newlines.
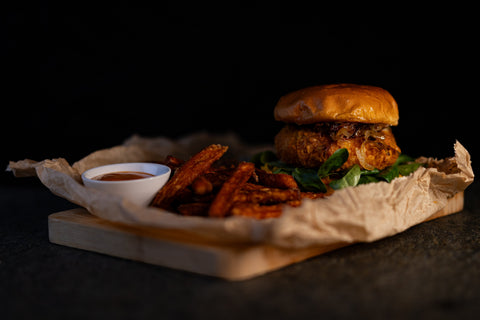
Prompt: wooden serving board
<box><xmin>48</xmin><ymin>192</ymin><xmax>464</xmax><ymax>281</ymax></box>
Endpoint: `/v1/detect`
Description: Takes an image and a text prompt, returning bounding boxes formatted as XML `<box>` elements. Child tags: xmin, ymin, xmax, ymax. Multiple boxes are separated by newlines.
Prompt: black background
<box><xmin>3</xmin><ymin>3</ymin><xmax>478</xmax><ymax>184</ymax></box>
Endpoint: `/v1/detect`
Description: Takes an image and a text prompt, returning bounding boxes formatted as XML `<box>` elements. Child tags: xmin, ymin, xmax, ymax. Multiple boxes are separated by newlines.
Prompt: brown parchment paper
<box><xmin>7</xmin><ymin>132</ymin><xmax>474</xmax><ymax>248</ymax></box>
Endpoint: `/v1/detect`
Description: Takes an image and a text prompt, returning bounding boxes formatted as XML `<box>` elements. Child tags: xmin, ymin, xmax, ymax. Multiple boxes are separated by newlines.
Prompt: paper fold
<box><xmin>7</xmin><ymin>134</ymin><xmax>474</xmax><ymax>248</ymax></box>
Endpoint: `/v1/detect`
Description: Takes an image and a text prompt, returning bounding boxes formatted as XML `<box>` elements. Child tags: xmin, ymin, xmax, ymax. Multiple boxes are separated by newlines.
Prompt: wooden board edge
<box><xmin>424</xmin><ymin>191</ymin><xmax>464</xmax><ymax>222</ymax></box>
<box><xmin>48</xmin><ymin>191</ymin><xmax>465</xmax><ymax>280</ymax></box>
<box><xmin>47</xmin><ymin>209</ymin><xmax>321</xmax><ymax>280</ymax></box>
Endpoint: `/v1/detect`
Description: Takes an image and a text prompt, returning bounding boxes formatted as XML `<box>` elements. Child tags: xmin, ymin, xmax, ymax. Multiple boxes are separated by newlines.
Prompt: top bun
<box><xmin>274</xmin><ymin>84</ymin><xmax>399</xmax><ymax>126</ymax></box>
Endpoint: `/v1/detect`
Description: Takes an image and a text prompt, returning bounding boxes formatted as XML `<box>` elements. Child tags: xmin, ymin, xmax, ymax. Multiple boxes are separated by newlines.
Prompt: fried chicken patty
<box><xmin>274</xmin><ymin>122</ymin><xmax>401</xmax><ymax>170</ymax></box>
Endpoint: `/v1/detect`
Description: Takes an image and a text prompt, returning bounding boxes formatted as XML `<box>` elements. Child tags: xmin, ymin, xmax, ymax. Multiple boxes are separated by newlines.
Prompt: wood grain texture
<box><xmin>48</xmin><ymin>192</ymin><xmax>464</xmax><ymax>281</ymax></box>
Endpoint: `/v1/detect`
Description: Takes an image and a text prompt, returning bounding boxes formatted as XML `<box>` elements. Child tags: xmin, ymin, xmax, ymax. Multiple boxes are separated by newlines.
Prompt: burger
<box><xmin>274</xmin><ymin>84</ymin><xmax>401</xmax><ymax>171</ymax></box>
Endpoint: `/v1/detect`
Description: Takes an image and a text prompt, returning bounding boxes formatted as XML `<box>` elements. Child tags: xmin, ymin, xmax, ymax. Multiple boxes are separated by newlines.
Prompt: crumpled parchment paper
<box><xmin>7</xmin><ymin>132</ymin><xmax>474</xmax><ymax>248</ymax></box>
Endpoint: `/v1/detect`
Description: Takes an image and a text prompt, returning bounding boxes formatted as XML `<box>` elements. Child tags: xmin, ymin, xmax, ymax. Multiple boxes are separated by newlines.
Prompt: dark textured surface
<box><xmin>1</xmin><ymin>178</ymin><xmax>479</xmax><ymax>320</ymax></box>
<box><xmin>3</xmin><ymin>5</ymin><xmax>479</xmax><ymax>319</ymax></box>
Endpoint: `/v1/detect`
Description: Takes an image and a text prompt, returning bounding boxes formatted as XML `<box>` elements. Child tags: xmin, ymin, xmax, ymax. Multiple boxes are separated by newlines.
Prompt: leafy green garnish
<box><xmin>358</xmin><ymin>174</ymin><xmax>381</xmax><ymax>185</ymax></box>
<box><xmin>253</xmin><ymin>149</ymin><xmax>350</xmax><ymax>192</ymax></box>
<box><xmin>393</xmin><ymin>154</ymin><xmax>416</xmax><ymax>166</ymax></box>
<box><xmin>251</xmin><ymin>149</ymin><xmax>424</xmax><ymax>192</ymax></box>
<box><xmin>378</xmin><ymin>165</ymin><xmax>400</xmax><ymax>183</ymax></box>
<box><xmin>251</xmin><ymin>150</ymin><xmax>277</xmax><ymax>166</ymax></box>
<box><xmin>398</xmin><ymin>162</ymin><xmax>424</xmax><ymax>176</ymax></box>
<box><xmin>317</xmin><ymin>148</ymin><xmax>349</xmax><ymax>177</ymax></box>
<box><xmin>292</xmin><ymin>167</ymin><xmax>327</xmax><ymax>193</ymax></box>
<box><xmin>359</xmin><ymin>157</ymin><xmax>424</xmax><ymax>184</ymax></box>
<box><xmin>329</xmin><ymin>164</ymin><xmax>361</xmax><ymax>190</ymax></box>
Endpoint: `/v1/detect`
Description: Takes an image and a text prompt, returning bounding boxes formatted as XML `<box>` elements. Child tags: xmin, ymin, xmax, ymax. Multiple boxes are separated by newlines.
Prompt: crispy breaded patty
<box><xmin>274</xmin><ymin>122</ymin><xmax>401</xmax><ymax>170</ymax></box>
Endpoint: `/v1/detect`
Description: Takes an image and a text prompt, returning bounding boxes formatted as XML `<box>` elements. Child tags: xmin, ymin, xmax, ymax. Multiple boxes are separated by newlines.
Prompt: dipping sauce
<box><xmin>92</xmin><ymin>171</ymin><xmax>155</xmax><ymax>181</ymax></box>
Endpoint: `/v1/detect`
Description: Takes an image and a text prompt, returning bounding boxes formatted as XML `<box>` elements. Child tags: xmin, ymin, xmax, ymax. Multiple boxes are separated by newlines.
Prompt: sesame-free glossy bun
<box><xmin>274</xmin><ymin>84</ymin><xmax>399</xmax><ymax>126</ymax></box>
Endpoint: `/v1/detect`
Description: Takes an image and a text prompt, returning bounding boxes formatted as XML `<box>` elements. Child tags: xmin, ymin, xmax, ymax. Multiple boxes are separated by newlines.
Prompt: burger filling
<box><xmin>274</xmin><ymin>122</ymin><xmax>401</xmax><ymax>170</ymax></box>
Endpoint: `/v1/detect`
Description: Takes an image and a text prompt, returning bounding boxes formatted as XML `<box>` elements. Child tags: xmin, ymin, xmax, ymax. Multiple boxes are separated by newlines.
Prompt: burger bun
<box><xmin>274</xmin><ymin>84</ymin><xmax>399</xmax><ymax>126</ymax></box>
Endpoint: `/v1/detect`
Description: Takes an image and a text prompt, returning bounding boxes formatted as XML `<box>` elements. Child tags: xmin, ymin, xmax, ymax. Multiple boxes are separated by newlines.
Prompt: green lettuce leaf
<box><xmin>317</xmin><ymin>148</ymin><xmax>349</xmax><ymax>178</ymax></box>
<box><xmin>329</xmin><ymin>164</ymin><xmax>362</xmax><ymax>190</ymax></box>
<box><xmin>292</xmin><ymin>167</ymin><xmax>327</xmax><ymax>193</ymax></box>
<box><xmin>251</xmin><ymin>149</ymin><xmax>424</xmax><ymax>192</ymax></box>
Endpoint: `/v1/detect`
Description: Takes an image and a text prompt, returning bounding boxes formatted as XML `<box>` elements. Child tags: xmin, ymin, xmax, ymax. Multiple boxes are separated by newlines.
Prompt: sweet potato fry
<box><xmin>149</xmin><ymin>144</ymin><xmax>334</xmax><ymax>219</ymax></box>
<box><xmin>300</xmin><ymin>191</ymin><xmax>328</xmax><ymax>200</ymax></box>
<box><xmin>202</xmin><ymin>167</ymin><xmax>236</xmax><ymax>188</ymax></box>
<box><xmin>230</xmin><ymin>203</ymin><xmax>284</xmax><ymax>219</ymax></box>
<box><xmin>208</xmin><ymin>161</ymin><xmax>255</xmax><ymax>217</ymax></box>
<box><xmin>162</xmin><ymin>155</ymin><xmax>185</xmax><ymax>171</ymax></box>
<box><xmin>254</xmin><ymin>168</ymin><xmax>299</xmax><ymax>189</ymax></box>
<box><xmin>150</xmin><ymin>144</ymin><xmax>228</xmax><ymax>209</ymax></box>
<box><xmin>177</xmin><ymin>202</ymin><xmax>210</xmax><ymax>216</ymax></box>
<box><xmin>191</xmin><ymin>176</ymin><xmax>213</xmax><ymax>195</ymax></box>
<box><xmin>234</xmin><ymin>185</ymin><xmax>300</xmax><ymax>204</ymax></box>
<box><xmin>231</xmin><ymin>199</ymin><xmax>304</xmax><ymax>219</ymax></box>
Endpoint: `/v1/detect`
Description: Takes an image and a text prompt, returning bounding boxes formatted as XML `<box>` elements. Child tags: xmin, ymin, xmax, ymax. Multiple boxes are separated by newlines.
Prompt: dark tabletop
<box><xmin>2</xmin><ymin>6</ymin><xmax>479</xmax><ymax>319</ymax></box>
<box><xmin>1</xmin><ymin>176</ymin><xmax>479</xmax><ymax>320</ymax></box>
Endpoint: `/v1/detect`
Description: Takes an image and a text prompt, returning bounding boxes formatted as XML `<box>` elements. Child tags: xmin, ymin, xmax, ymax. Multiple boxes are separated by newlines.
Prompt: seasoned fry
<box><xmin>202</xmin><ymin>167</ymin><xmax>236</xmax><ymax>188</ymax></box>
<box><xmin>149</xmin><ymin>145</ymin><xmax>331</xmax><ymax>219</ymax></box>
<box><xmin>151</xmin><ymin>144</ymin><xmax>228</xmax><ymax>209</ymax></box>
<box><xmin>173</xmin><ymin>188</ymin><xmax>215</xmax><ymax>205</ymax></box>
<box><xmin>161</xmin><ymin>155</ymin><xmax>185</xmax><ymax>171</ymax></box>
<box><xmin>300</xmin><ymin>191</ymin><xmax>328</xmax><ymax>200</ymax></box>
<box><xmin>234</xmin><ymin>185</ymin><xmax>300</xmax><ymax>204</ymax></box>
<box><xmin>231</xmin><ymin>199</ymin><xmax>304</xmax><ymax>219</ymax></box>
<box><xmin>191</xmin><ymin>176</ymin><xmax>213</xmax><ymax>195</ymax></box>
<box><xmin>177</xmin><ymin>202</ymin><xmax>210</xmax><ymax>216</ymax></box>
<box><xmin>300</xmin><ymin>187</ymin><xmax>334</xmax><ymax>199</ymax></box>
<box><xmin>254</xmin><ymin>168</ymin><xmax>299</xmax><ymax>189</ymax></box>
<box><xmin>230</xmin><ymin>203</ymin><xmax>284</xmax><ymax>219</ymax></box>
<box><xmin>208</xmin><ymin>162</ymin><xmax>255</xmax><ymax>217</ymax></box>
